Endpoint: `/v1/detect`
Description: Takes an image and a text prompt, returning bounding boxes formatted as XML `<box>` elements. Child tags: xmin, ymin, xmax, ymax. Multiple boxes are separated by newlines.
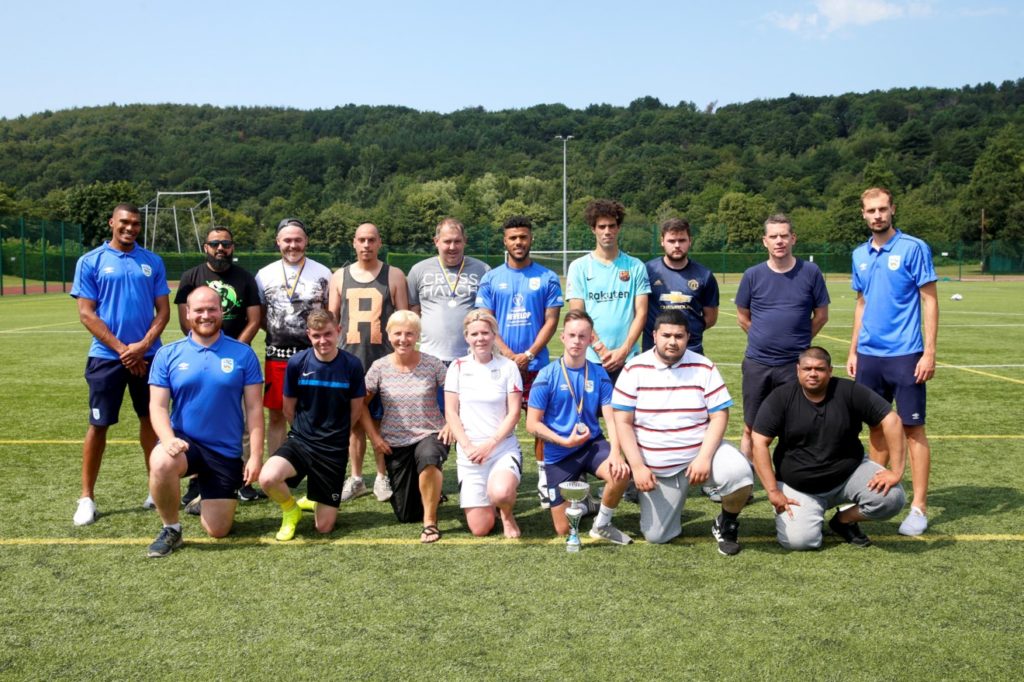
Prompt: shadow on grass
<box><xmin>926</xmin><ymin>485</ymin><xmax>1024</xmax><ymax>525</ymax></box>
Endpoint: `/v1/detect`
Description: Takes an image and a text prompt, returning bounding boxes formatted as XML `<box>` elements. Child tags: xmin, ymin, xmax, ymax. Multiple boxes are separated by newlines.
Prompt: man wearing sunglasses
<box><xmin>174</xmin><ymin>226</ymin><xmax>264</xmax><ymax>504</ymax></box>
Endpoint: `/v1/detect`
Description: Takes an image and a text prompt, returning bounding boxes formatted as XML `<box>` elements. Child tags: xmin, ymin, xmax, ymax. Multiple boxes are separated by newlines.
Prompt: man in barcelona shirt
<box><xmin>566</xmin><ymin>199</ymin><xmax>650</xmax><ymax>386</ymax></box>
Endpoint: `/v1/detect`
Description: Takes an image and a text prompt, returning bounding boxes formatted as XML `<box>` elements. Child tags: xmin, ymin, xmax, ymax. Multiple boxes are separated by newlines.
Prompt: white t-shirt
<box><xmin>444</xmin><ymin>353</ymin><xmax>523</xmax><ymax>465</ymax></box>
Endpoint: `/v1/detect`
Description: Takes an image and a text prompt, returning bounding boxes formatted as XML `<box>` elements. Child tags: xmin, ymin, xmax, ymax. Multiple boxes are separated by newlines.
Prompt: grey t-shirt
<box><xmin>407</xmin><ymin>256</ymin><xmax>489</xmax><ymax>361</ymax></box>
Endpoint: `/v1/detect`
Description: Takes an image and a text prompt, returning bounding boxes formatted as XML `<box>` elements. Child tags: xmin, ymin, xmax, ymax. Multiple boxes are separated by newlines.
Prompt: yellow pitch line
<box><xmin>935</xmin><ymin>361</ymin><xmax>1024</xmax><ymax>385</ymax></box>
<box><xmin>814</xmin><ymin>333</ymin><xmax>1024</xmax><ymax>386</ymax></box>
<box><xmin>2</xmin><ymin>534</ymin><xmax>1023</xmax><ymax>547</ymax></box>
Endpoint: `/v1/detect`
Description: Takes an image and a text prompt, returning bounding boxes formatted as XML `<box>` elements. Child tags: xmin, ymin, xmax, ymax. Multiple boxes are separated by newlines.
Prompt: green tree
<box><xmin>712</xmin><ymin>192</ymin><xmax>772</xmax><ymax>249</ymax></box>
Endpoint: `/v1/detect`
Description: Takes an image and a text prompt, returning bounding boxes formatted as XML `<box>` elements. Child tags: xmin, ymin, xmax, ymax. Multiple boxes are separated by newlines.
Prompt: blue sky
<box><xmin>1</xmin><ymin>0</ymin><xmax>1021</xmax><ymax>119</ymax></box>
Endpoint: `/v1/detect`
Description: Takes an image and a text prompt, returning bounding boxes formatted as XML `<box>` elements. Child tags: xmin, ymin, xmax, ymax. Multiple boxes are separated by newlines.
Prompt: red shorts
<box><xmin>521</xmin><ymin>369</ymin><xmax>539</xmax><ymax>410</ymax></box>
<box><xmin>263</xmin><ymin>359</ymin><xmax>288</xmax><ymax>410</ymax></box>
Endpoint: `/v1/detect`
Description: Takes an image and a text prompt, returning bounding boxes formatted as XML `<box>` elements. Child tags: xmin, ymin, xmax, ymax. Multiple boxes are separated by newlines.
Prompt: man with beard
<box><xmin>643</xmin><ymin>217</ymin><xmax>719</xmax><ymax>355</ymax></box>
<box><xmin>848</xmin><ymin>187</ymin><xmax>938</xmax><ymax>536</ymax></box>
<box><xmin>175</xmin><ymin>226</ymin><xmax>263</xmax><ymax>504</ymax></box>
<box><xmin>71</xmin><ymin>203</ymin><xmax>170</xmax><ymax>526</ymax></box>
<box><xmin>752</xmin><ymin>347</ymin><xmax>906</xmax><ymax>550</ymax></box>
<box><xmin>613</xmin><ymin>309</ymin><xmax>754</xmax><ymax>554</ymax></box>
<box><xmin>475</xmin><ymin>215</ymin><xmax>563</xmax><ymax>508</ymax></box>
<box><xmin>145</xmin><ymin>286</ymin><xmax>264</xmax><ymax>557</ymax></box>
<box><xmin>256</xmin><ymin>219</ymin><xmax>331</xmax><ymax>461</ymax></box>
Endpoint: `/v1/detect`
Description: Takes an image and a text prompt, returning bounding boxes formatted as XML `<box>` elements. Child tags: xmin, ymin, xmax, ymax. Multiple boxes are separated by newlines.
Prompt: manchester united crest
<box><xmin>687</xmin><ymin>278</ymin><xmax>699</xmax><ymax>291</ymax></box>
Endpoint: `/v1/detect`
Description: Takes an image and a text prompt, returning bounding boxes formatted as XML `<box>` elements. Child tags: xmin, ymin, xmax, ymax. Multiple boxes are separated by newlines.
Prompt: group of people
<box><xmin>68</xmin><ymin>188</ymin><xmax>937</xmax><ymax>558</ymax></box>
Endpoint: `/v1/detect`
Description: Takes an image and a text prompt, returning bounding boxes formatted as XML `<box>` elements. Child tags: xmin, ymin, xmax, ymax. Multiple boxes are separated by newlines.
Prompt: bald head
<box><xmin>353</xmin><ymin>222</ymin><xmax>382</xmax><ymax>263</ymax></box>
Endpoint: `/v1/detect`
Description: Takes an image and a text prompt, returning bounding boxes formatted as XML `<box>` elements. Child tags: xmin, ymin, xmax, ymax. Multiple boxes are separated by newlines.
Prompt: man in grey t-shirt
<box><xmin>407</xmin><ymin>217</ymin><xmax>490</xmax><ymax>362</ymax></box>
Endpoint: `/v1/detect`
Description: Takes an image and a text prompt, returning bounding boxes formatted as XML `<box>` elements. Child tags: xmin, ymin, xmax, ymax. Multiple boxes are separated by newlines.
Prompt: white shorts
<box><xmin>457</xmin><ymin>451</ymin><xmax>523</xmax><ymax>508</ymax></box>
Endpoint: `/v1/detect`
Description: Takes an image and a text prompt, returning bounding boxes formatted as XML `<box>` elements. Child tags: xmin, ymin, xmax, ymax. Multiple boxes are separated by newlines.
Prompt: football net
<box><xmin>140</xmin><ymin>190</ymin><xmax>215</xmax><ymax>253</ymax></box>
<box><xmin>530</xmin><ymin>250</ymin><xmax>591</xmax><ymax>278</ymax></box>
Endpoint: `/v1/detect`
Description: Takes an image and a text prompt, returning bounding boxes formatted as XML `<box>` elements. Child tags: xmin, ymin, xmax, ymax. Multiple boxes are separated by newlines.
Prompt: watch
<box><xmin>525</xmin><ymin>350</ymin><xmax>535</xmax><ymax>361</ymax></box>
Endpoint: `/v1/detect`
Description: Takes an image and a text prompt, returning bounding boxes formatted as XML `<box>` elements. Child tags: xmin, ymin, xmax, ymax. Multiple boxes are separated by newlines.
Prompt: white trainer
<box><xmin>898</xmin><ymin>506</ymin><xmax>928</xmax><ymax>536</ymax></box>
<box><xmin>73</xmin><ymin>497</ymin><xmax>97</xmax><ymax>526</ymax></box>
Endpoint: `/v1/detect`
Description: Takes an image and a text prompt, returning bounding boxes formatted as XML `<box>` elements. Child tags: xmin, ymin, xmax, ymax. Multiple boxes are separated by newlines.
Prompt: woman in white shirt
<box><xmin>444</xmin><ymin>310</ymin><xmax>523</xmax><ymax>538</ymax></box>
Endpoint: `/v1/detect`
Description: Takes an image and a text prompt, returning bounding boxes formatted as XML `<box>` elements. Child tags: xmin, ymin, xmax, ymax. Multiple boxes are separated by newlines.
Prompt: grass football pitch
<box><xmin>1</xmin><ymin>279</ymin><xmax>1022</xmax><ymax>680</ymax></box>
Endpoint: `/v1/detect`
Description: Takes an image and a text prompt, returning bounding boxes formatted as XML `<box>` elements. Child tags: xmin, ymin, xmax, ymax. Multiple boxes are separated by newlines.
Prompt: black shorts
<box><xmin>276</xmin><ymin>438</ymin><xmax>348</xmax><ymax>508</ymax></box>
<box><xmin>856</xmin><ymin>352</ymin><xmax>927</xmax><ymax>426</ymax></box>
<box><xmin>741</xmin><ymin>357</ymin><xmax>797</xmax><ymax>427</ymax></box>
<box><xmin>385</xmin><ymin>434</ymin><xmax>448</xmax><ymax>523</ymax></box>
<box><xmin>85</xmin><ymin>357</ymin><xmax>151</xmax><ymax>426</ymax></box>
<box><xmin>179</xmin><ymin>433</ymin><xmax>244</xmax><ymax>500</ymax></box>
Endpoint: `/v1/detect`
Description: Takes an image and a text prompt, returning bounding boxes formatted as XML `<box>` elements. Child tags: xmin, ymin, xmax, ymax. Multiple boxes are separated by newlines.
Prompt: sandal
<box><xmin>420</xmin><ymin>524</ymin><xmax>442</xmax><ymax>544</ymax></box>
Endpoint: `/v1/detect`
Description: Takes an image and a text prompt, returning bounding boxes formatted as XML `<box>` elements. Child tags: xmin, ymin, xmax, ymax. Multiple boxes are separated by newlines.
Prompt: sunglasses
<box><xmin>206</xmin><ymin>240</ymin><xmax>234</xmax><ymax>248</ymax></box>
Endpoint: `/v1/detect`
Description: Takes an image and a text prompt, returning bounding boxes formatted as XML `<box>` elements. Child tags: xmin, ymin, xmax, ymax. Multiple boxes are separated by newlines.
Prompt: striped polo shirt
<box><xmin>611</xmin><ymin>348</ymin><xmax>733</xmax><ymax>476</ymax></box>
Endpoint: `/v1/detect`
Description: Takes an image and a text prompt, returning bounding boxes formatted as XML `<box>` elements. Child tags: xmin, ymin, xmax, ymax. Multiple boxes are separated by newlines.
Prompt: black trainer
<box><xmin>180</xmin><ymin>477</ymin><xmax>200</xmax><ymax>507</ymax></box>
<box><xmin>147</xmin><ymin>526</ymin><xmax>183</xmax><ymax>558</ymax></box>
<box><xmin>711</xmin><ymin>513</ymin><xmax>742</xmax><ymax>556</ymax></box>
<box><xmin>237</xmin><ymin>484</ymin><xmax>268</xmax><ymax>502</ymax></box>
<box><xmin>828</xmin><ymin>512</ymin><xmax>872</xmax><ymax>547</ymax></box>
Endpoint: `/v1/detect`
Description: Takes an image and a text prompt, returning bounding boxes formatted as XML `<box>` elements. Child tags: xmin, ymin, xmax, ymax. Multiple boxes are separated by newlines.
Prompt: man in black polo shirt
<box><xmin>175</xmin><ymin>226</ymin><xmax>263</xmax><ymax>504</ymax></box>
<box><xmin>750</xmin><ymin>346</ymin><xmax>906</xmax><ymax>550</ymax></box>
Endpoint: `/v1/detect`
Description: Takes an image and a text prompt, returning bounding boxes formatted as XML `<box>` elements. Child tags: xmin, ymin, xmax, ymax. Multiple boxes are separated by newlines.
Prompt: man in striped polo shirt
<box><xmin>612</xmin><ymin>309</ymin><xmax>753</xmax><ymax>554</ymax></box>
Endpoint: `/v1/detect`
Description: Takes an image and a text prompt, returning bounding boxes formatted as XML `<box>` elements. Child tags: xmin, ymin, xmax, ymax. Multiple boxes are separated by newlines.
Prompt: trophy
<box><xmin>558</xmin><ymin>480</ymin><xmax>591</xmax><ymax>553</ymax></box>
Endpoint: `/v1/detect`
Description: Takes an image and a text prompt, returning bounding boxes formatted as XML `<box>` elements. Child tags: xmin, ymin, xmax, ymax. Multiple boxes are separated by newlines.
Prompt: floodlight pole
<box><xmin>555</xmin><ymin>134</ymin><xmax>573</xmax><ymax>276</ymax></box>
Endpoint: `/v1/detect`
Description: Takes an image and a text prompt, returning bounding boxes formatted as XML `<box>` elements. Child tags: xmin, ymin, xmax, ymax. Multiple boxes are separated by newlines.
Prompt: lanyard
<box><xmin>281</xmin><ymin>258</ymin><xmax>306</xmax><ymax>301</ymax></box>
<box><xmin>437</xmin><ymin>256</ymin><xmax>466</xmax><ymax>305</ymax></box>
<box><xmin>559</xmin><ymin>357</ymin><xmax>588</xmax><ymax>424</ymax></box>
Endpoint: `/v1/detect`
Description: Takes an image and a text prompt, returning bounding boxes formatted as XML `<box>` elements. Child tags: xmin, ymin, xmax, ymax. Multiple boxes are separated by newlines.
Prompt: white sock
<box><xmin>165</xmin><ymin>523</ymin><xmax>182</xmax><ymax>532</ymax></box>
<box><xmin>376</xmin><ymin>474</ymin><xmax>387</xmax><ymax>482</ymax></box>
<box><xmin>536</xmin><ymin>461</ymin><xmax>547</xmax><ymax>489</ymax></box>
<box><xmin>595</xmin><ymin>504</ymin><xmax>615</xmax><ymax>528</ymax></box>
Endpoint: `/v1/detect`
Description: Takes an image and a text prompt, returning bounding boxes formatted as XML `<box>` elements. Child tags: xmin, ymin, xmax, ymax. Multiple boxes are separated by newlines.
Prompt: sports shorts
<box><xmin>85</xmin><ymin>356</ymin><xmax>151</xmax><ymax>426</ymax></box>
<box><xmin>275</xmin><ymin>437</ymin><xmax>348</xmax><ymax>508</ymax></box>
<box><xmin>856</xmin><ymin>352</ymin><xmax>926</xmax><ymax>426</ymax></box>
<box><xmin>457</xmin><ymin>450</ymin><xmax>523</xmax><ymax>508</ymax></box>
<box><xmin>263</xmin><ymin>359</ymin><xmax>288</xmax><ymax>410</ymax></box>
<box><xmin>545</xmin><ymin>438</ymin><xmax>611</xmax><ymax>506</ymax></box>
<box><xmin>177</xmin><ymin>432</ymin><xmax>244</xmax><ymax>500</ymax></box>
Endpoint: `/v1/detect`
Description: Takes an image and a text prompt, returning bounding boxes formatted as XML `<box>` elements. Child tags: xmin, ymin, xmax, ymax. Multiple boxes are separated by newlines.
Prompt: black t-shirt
<box><xmin>283</xmin><ymin>348</ymin><xmax>366</xmax><ymax>458</ymax></box>
<box><xmin>752</xmin><ymin>378</ymin><xmax>892</xmax><ymax>494</ymax></box>
<box><xmin>174</xmin><ymin>264</ymin><xmax>261</xmax><ymax>340</ymax></box>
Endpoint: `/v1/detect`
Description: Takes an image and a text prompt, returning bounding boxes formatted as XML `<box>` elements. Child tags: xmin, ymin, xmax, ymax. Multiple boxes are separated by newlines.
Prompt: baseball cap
<box><xmin>276</xmin><ymin>217</ymin><xmax>307</xmax><ymax>234</ymax></box>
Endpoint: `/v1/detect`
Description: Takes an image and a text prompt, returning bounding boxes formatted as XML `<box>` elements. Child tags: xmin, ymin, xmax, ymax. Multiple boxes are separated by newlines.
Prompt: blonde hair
<box><xmin>386</xmin><ymin>309</ymin><xmax>422</xmax><ymax>335</ymax></box>
<box><xmin>462</xmin><ymin>309</ymin><xmax>499</xmax><ymax>336</ymax></box>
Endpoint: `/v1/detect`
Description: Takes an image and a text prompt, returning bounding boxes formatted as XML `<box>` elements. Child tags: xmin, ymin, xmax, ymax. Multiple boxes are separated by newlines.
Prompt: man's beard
<box><xmin>206</xmin><ymin>253</ymin><xmax>231</xmax><ymax>272</ymax></box>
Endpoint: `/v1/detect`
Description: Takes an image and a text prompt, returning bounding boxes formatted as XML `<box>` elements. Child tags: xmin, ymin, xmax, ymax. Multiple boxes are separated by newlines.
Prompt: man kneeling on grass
<box><xmin>751</xmin><ymin>346</ymin><xmax>906</xmax><ymax>550</ymax></box>
<box><xmin>258</xmin><ymin>310</ymin><xmax>365</xmax><ymax>541</ymax></box>
<box><xmin>612</xmin><ymin>309</ymin><xmax>754</xmax><ymax>554</ymax></box>
<box><xmin>146</xmin><ymin>287</ymin><xmax>264</xmax><ymax>558</ymax></box>
<box><xmin>526</xmin><ymin>310</ymin><xmax>633</xmax><ymax>544</ymax></box>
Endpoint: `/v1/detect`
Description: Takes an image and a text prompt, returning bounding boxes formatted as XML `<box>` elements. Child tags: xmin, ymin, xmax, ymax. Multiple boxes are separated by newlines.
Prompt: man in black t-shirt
<box><xmin>174</xmin><ymin>226</ymin><xmax>264</xmax><ymax>504</ymax></box>
<box><xmin>751</xmin><ymin>346</ymin><xmax>906</xmax><ymax>550</ymax></box>
<box><xmin>259</xmin><ymin>310</ymin><xmax>366</xmax><ymax>541</ymax></box>
<box><xmin>174</xmin><ymin>227</ymin><xmax>261</xmax><ymax>343</ymax></box>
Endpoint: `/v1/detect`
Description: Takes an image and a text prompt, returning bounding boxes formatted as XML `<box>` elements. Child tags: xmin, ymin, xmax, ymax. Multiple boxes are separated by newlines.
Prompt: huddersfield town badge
<box><xmin>221</xmin><ymin>358</ymin><xmax>234</xmax><ymax>373</ymax></box>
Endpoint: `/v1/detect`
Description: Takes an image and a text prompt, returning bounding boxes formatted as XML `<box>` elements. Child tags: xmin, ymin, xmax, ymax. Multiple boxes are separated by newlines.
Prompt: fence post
<box><xmin>19</xmin><ymin>216</ymin><xmax>27</xmax><ymax>295</ymax></box>
<box><xmin>42</xmin><ymin>219</ymin><xmax>48</xmax><ymax>294</ymax></box>
<box><xmin>61</xmin><ymin>222</ymin><xmax>67</xmax><ymax>293</ymax></box>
